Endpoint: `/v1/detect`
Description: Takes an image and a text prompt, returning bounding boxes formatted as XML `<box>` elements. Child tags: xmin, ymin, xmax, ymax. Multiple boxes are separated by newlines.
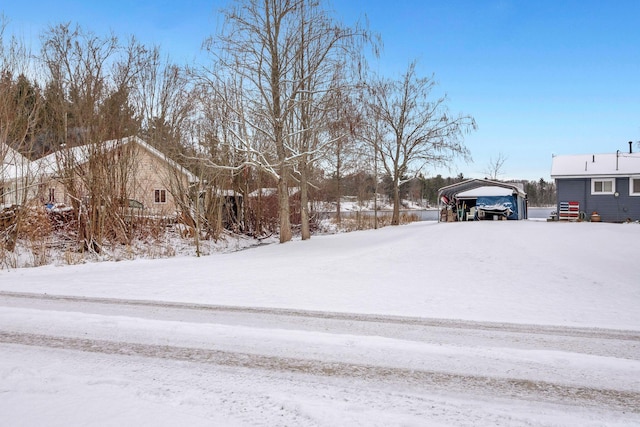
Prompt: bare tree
<box><xmin>289</xmin><ymin>2</ymin><xmax>374</xmax><ymax>240</ymax></box>
<box><xmin>195</xmin><ymin>71</ymin><xmax>271</xmax><ymax>236</ymax></box>
<box><xmin>1</xmin><ymin>16</ymin><xmax>41</xmax><ymax>172</ymax></box>
<box><xmin>363</xmin><ymin>62</ymin><xmax>476</xmax><ymax>225</ymax></box>
<box><xmin>135</xmin><ymin>47</ymin><xmax>197</xmax><ymax>153</ymax></box>
<box><xmin>1</xmin><ymin>18</ymin><xmax>45</xmax><ymax>257</ymax></box>
<box><xmin>130</xmin><ymin>46</ymin><xmax>211</xmax><ymax>249</ymax></box>
<box><xmin>203</xmin><ymin>0</ymin><xmax>301</xmax><ymax>243</ymax></box>
<box><xmin>321</xmin><ymin>80</ymin><xmax>365</xmax><ymax>225</ymax></box>
<box><xmin>40</xmin><ymin>23</ymin><xmax>148</xmax><ymax>251</ymax></box>
<box><xmin>484</xmin><ymin>152</ymin><xmax>508</xmax><ymax>180</ymax></box>
<box><xmin>204</xmin><ymin>0</ymin><xmax>374</xmax><ymax>243</ymax></box>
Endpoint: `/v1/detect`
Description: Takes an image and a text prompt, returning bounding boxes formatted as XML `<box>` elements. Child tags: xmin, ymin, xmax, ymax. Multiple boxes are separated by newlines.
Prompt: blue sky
<box><xmin>3</xmin><ymin>0</ymin><xmax>639</xmax><ymax>180</ymax></box>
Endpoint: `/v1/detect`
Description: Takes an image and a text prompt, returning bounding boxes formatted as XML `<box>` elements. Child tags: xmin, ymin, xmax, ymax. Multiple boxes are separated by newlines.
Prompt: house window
<box><xmin>630</xmin><ymin>177</ymin><xmax>640</xmax><ymax>196</ymax></box>
<box><xmin>154</xmin><ymin>189</ymin><xmax>167</xmax><ymax>203</ymax></box>
<box><xmin>48</xmin><ymin>188</ymin><xmax>56</xmax><ymax>203</ymax></box>
<box><xmin>591</xmin><ymin>178</ymin><xmax>615</xmax><ymax>195</ymax></box>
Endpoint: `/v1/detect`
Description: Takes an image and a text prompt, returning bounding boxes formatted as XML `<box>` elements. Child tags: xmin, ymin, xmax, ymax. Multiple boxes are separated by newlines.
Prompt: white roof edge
<box><xmin>551</xmin><ymin>173</ymin><xmax>637</xmax><ymax>178</ymax></box>
<box><xmin>438</xmin><ymin>178</ymin><xmax>526</xmax><ymax>196</ymax></box>
<box><xmin>3</xmin><ymin>137</ymin><xmax>200</xmax><ymax>184</ymax></box>
<box><xmin>31</xmin><ymin>136</ymin><xmax>199</xmax><ymax>183</ymax></box>
<box><xmin>551</xmin><ymin>152</ymin><xmax>640</xmax><ymax>177</ymax></box>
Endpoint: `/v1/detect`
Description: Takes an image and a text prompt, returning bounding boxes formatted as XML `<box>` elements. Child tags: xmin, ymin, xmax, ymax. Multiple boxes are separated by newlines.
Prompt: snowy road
<box><xmin>1</xmin><ymin>290</ymin><xmax>639</xmax><ymax>426</ymax></box>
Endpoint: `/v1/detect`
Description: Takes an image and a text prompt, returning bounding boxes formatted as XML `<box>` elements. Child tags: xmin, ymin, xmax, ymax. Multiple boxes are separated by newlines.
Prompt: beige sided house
<box><xmin>1</xmin><ymin>143</ymin><xmax>38</xmax><ymax>208</ymax></box>
<box><xmin>38</xmin><ymin>136</ymin><xmax>198</xmax><ymax>217</ymax></box>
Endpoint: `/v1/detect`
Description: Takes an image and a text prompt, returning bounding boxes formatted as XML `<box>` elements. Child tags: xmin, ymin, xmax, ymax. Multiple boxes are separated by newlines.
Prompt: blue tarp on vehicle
<box><xmin>476</xmin><ymin>195</ymin><xmax>518</xmax><ymax>220</ymax></box>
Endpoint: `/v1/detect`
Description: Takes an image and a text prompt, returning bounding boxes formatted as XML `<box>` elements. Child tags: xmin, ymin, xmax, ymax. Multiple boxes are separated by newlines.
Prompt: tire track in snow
<box><xmin>2</xmin><ymin>290</ymin><xmax>638</xmax><ymax>341</ymax></box>
<box><xmin>1</xmin><ymin>330</ymin><xmax>639</xmax><ymax>413</ymax></box>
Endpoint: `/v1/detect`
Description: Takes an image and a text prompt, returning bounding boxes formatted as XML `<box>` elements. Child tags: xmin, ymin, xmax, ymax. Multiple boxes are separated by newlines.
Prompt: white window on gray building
<box><xmin>591</xmin><ymin>178</ymin><xmax>615</xmax><ymax>195</ymax></box>
<box><xmin>630</xmin><ymin>177</ymin><xmax>640</xmax><ymax>196</ymax></box>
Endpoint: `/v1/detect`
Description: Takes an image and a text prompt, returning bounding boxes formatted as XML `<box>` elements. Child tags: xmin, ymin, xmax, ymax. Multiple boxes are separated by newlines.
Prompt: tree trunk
<box><xmin>335</xmin><ymin>189</ymin><xmax>341</xmax><ymax>225</ymax></box>
<box><xmin>300</xmin><ymin>162</ymin><xmax>310</xmax><ymax>240</ymax></box>
<box><xmin>256</xmin><ymin>174</ymin><xmax>262</xmax><ymax>235</ymax></box>
<box><xmin>335</xmin><ymin>147</ymin><xmax>342</xmax><ymax>225</ymax></box>
<box><xmin>392</xmin><ymin>178</ymin><xmax>401</xmax><ymax>225</ymax></box>
<box><xmin>277</xmin><ymin>173</ymin><xmax>292</xmax><ymax>243</ymax></box>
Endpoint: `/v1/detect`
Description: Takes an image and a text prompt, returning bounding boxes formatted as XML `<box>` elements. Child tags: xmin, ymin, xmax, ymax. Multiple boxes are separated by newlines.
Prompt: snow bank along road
<box><xmin>2</xmin><ymin>291</ymin><xmax>640</xmax><ymax>426</ymax></box>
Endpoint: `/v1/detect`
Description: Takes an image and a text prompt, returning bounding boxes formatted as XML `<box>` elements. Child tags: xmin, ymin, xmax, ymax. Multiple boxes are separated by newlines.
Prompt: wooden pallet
<box><xmin>559</xmin><ymin>201</ymin><xmax>579</xmax><ymax>221</ymax></box>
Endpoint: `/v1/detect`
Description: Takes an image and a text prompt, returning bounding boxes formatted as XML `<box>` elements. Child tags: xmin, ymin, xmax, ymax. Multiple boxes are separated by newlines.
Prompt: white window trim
<box><xmin>591</xmin><ymin>178</ymin><xmax>615</xmax><ymax>195</ymax></box>
<box><xmin>154</xmin><ymin>189</ymin><xmax>167</xmax><ymax>204</ymax></box>
<box><xmin>630</xmin><ymin>176</ymin><xmax>640</xmax><ymax>196</ymax></box>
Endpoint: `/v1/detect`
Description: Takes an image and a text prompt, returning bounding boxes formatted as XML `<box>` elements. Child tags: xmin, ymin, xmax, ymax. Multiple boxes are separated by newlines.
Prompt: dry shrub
<box><xmin>0</xmin><ymin>205</ymin><xmax>22</xmax><ymax>251</ymax></box>
<box><xmin>246</xmin><ymin>193</ymin><xmax>280</xmax><ymax>237</ymax></box>
<box><xmin>63</xmin><ymin>249</ymin><xmax>86</xmax><ymax>266</ymax></box>
<box><xmin>24</xmin><ymin>205</ymin><xmax>52</xmax><ymax>236</ymax></box>
<box><xmin>328</xmin><ymin>211</ymin><xmax>420</xmax><ymax>232</ymax></box>
<box><xmin>126</xmin><ymin>215</ymin><xmax>172</xmax><ymax>241</ymax></box>
<box><xmin>21</xmin><ymin>206</ymin><xmax>54</xmax><ymax>267</ymax></box>
<box><xmin>141</xmin><ymin>241</ymin><xmax>176</xmax><ymax>259</ymax></box>
<box><xmin>400</xmin><ymin>212</ymin><xmax>421</xmax><ymax>223</ymax></box>
<box><xmin>0</xmin><ymin>205</ymin><xmax>57</xmax><ymax>268</ymax></box>
<box><xmin>0</xmin><ymin>245</ymin><xmax>18</xmax><ymax>269</ymax></box>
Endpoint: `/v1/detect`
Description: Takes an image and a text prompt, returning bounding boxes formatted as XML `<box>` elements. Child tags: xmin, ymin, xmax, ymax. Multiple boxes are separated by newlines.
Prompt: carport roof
<box><xmin>456</xmin><ymin>185</ymin><xmax>514</xmax><ymax>198</ymax></box>
<box><xmin>438</xmin><ymin>179</ymin><xmax>526</xmax><ymax>201</ymax></box>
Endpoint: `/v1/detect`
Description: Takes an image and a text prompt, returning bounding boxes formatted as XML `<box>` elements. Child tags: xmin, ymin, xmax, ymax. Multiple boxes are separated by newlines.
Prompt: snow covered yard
<box><xmin>1</xmin><ymin>220</ymin><xmax>639</xmax><ymax>426</ymax></box>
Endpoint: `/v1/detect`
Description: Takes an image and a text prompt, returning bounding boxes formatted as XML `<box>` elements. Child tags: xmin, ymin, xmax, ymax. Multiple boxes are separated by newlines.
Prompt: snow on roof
<box><xmin>550</xmin><ymin>152</ymin><xmax>640</xmax><ymax>178</ymax></box>
<box><xmin>248</xmin><ymin>188</ymin><xmax>277</xmax><ymax>197</ymax></box>
<box><xmin>1</xmin><ymin>143</ymin><xmax>28</xmax><ymax>163</ymax></box>
<box><xmin>33</xmin><ymin>136</ymin><xmax>198</xmax><ymax>182</ymax></box>
<box><xmin>1</xmin><ymin>143</ymin><xmax>32</xmax><ymax>180</ymax></box>
<box><xmin>248</xmin><ymin>187</ymin><xmax>300</xmax><ymax>197</ymax></box>
<box><xmin>438</xmin><ymin>179</ymin><xmax>525</xmax><ymax>200</ymax></box>
<box><xmin>214</xmin><ymin>189</ymin><xmax>240</xmax><ymax>197</ymax></box>
<box><xmin>456</xmin><ymin>185</ymin><xmax>514</xmax><ymax>198</ymax></box>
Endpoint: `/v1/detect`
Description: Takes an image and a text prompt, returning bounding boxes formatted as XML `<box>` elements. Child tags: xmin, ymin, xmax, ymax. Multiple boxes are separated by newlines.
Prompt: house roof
<box><xmin>1</xmin><ymin>143</ymin><xmax>28</xmax><ymax>163</ymax></box>
<box><xmin>550</xmin><ymin>152</ymin><xmax>640</xmax><ymax>178</ymax></box>
<box><xmin>35</xmin><ymin>136</ymin><xmax>198</xmax><ymax>183</ymax></box>
<box><xmin>456</xmin><ymin>185</ymin><xmax>514</xmax><ymax>198</ymax></box>
<box><xmin>1</xmin><ymin>143</ymin><xmax>33</xmax><ymax>181</ymax></box>
<box><xmin>248</xmin><ymin>187</ymin><xmax>300</xmax><ymax>197</ymax></box>
<box><xmin>438</xmin><ymin>179</ymin><xmax>526</xmax><ymax>201</ymax></box>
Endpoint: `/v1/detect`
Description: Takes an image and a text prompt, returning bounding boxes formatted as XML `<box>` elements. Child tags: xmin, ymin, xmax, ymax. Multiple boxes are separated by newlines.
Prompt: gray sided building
<box><xmin>550</xmin><ymin>143</ymin><xmax>640</xmax><ymax>223</ymax></box>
